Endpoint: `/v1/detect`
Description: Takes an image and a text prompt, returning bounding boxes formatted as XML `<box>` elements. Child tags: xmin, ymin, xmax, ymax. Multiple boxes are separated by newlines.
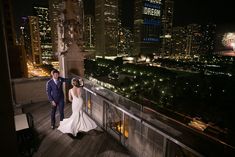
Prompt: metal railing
<box><xmin>80</xmin><ymin>78</ymin><xmax>206</xmax><ymax>157</ymax></box>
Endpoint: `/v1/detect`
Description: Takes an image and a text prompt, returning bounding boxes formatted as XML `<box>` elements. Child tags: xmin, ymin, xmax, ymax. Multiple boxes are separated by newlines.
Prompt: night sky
<box><xmin>173</xmin><ymin>0</ymin><xmax>235</xmax><ymax>26</ymax></box>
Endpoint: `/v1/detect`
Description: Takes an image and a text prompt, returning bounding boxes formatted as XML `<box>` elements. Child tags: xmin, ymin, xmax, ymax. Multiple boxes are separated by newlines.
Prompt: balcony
<box><xmin>12</xmin><ymin>77</ymin><xmax>235</xmax><ymax>157</ymax></box>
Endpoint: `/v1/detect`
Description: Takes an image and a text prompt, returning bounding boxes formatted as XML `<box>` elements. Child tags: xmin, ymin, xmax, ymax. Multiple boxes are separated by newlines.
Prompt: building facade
<box><xmin>28</xmin><ymin>16</ymin><xmax>42</xmax><ymax>65</ymax></box>
<box><xmin>133</xmin><ymin>0</ymin><xmax>162</xmax><ymax>56</ymax></box>
<box><xmin>95</xmin><ymin>0</ymin><xmax>119</xmax><ymax>57</ymax></box>
<box><xmin>84</xmin><ymin>15</ymin><xmax>95</xmax><ymax>50</ymax></box>
<box><xmin>161</xmin><ymin>0</ymin><xmax>173</xmax><ymax>55</ymax></box>
<box><xmin>49</xmin><ymin>0</ymin><xmax>60</xmax><ymax>59</ymax></box>
<box><xmin>201</xmin><ymin>24</ymin><xmax>216</xmax><ymax>55</ymax></box>
<box><xmin>33</xmin><ymin>6</ymin><xmax>53</xmax><ymax>62</ymax></box>
<box><xmin>171</xmin><ymin>26</ymin><xmax>187</xmax><ymax>56</ymax></box>
<box><xmin>185</xmin><ymin>24</ymin><xmax>202</xmax><ymax>56</ymax></box>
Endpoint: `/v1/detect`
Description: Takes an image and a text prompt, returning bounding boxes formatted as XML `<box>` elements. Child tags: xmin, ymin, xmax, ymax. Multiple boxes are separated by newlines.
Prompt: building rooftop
<box><xmin>18</xmin><ymin>101</ymin><xmax>130</xmax><ymax>157</ymax></box>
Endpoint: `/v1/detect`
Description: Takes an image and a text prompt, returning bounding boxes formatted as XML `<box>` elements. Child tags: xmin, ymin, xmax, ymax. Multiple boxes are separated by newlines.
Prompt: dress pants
<box><xmin>51</xmin><ymin>100</ymin><xmax>64</xmax><ymax>126</ymax></box>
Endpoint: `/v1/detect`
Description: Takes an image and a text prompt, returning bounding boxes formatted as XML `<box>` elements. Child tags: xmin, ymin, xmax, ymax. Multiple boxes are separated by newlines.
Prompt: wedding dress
<box><xmin>57</xmin><ymin>88</ymin><xmax>97</xmax><ymax>136</ymax></box>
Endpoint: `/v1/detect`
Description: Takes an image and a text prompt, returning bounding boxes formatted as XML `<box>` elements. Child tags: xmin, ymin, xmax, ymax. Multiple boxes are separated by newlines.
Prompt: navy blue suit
<box><xmin>46</xmin><ymin>77</ymin><xmax>66</xmax><ymax>126</ymax></box>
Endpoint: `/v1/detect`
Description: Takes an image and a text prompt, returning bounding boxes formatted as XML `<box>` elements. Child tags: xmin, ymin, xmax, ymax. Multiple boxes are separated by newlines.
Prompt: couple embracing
<box><xmin>46</xmin><ymin>69</ymin><xmax>97</xmax><ymax>136</ymax></box>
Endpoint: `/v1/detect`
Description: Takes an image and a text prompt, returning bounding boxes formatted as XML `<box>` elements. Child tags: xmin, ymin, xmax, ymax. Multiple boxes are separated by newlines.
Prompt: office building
<box><xmin>133</xmin><ymin>0</ymin><xmax>162</xmax><ymax>55</ymax></box>
<box><xmin>33</xmin><ymin>6</ymin><xmax>53</xmax><ymax>62</ymax></box>
<box><xmin>49</xmin><ymin>0</ymin><xmax>60</xmax><ymax>59</ymax></box>
<box><xmin>84</xmin><ymin>15</ymin><xmax>95</xmax><ymax>49</ymax></box>
<box><xmin>95</xmin><ymin>0</ymin><xmax>119</xmax><ymax>57</ymax></box>
<box><xmin>161</xmin><ymin>0</ymin><xmax>174</xmax><ymax>55</ymax></box>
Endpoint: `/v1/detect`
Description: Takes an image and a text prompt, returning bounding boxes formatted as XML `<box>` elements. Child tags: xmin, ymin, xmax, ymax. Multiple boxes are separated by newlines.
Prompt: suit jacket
<box><xmin>46</xmin><ymin>77</ymin><xmax>66</xmax><ymax>103</ymax></box>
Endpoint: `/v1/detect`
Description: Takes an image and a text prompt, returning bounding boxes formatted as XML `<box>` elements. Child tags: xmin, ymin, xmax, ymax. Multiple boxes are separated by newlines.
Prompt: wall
<box><xmin>12</xmin><ymin>77</ymin><xmax>49</xmax><ymax>105</ymax></box>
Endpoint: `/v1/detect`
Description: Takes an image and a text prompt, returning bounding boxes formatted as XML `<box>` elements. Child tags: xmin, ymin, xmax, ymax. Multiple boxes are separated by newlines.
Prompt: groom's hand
<box><xmin>51</xmin><ymin>101</ymin><xmax>56</xmax><ymax>106</ymax></box>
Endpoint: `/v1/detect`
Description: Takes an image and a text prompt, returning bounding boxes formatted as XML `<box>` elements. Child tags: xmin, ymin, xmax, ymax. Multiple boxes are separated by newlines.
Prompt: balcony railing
<box><xmin>81</xmin><ymin>78</ymin><xmax>208</xmax><ymax>157</ymax></box>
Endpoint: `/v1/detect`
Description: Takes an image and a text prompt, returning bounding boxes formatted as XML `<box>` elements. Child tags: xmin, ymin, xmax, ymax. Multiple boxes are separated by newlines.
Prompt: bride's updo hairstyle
<box><xmin>71</xmin><ymin>77</ymin><xmax>82</xmax><ymax>87</ymax></box>
<box><xmin>71</xmin><ymin>78</ymin><xmax>78</xmax><ymax>87</ymax></box>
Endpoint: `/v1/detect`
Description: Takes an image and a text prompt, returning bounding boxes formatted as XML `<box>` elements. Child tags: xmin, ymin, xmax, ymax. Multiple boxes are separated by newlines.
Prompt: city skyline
<box><xmin>11</xmin><ymin>0</ymin><xmax>235</xmax><ymax>57</ymax></box>
<box><xmin>12</xmin><ymin>0</ymin><xmax>235</xmax><ymax>31</ymax></box>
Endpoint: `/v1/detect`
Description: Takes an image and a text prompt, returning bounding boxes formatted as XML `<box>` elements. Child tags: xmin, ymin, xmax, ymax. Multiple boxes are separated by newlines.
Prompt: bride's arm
<box><xmin>68</xmin><ymin>90</ymin><xmax>72</xmax><ymax>102</ymax></box>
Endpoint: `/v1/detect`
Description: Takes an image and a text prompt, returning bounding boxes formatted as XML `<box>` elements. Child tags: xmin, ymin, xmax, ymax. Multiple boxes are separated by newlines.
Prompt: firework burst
<box><xmin>222</xmin><ymin>33</ymin><xmax>235</xmax><ymax>51</ymax></box>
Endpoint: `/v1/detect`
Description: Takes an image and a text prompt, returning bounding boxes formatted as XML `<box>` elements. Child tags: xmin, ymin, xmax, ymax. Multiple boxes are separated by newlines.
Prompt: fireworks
<box><xmin>222</xmin><ymin>33</ymin><xmax>235</xmax><ymax>50</ymax></box>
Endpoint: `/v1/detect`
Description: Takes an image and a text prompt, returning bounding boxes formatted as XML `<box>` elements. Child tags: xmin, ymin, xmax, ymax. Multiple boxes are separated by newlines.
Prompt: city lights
<box><xmin>27</xmin><ymin>60</ymin><xmax>50</xmax><ymax>77</ymax></box>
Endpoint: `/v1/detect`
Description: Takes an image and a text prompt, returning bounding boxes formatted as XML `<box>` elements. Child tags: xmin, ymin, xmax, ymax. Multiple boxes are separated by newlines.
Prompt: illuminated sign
<box><xmin>145</xmin><ymin>0</ymin><xmax>161</xmax><ymax>4</ymax></box>
<box><xmin>143</xmin><ymin>7</ymin><xmax>160</xmax><ymax>17</ymax></box>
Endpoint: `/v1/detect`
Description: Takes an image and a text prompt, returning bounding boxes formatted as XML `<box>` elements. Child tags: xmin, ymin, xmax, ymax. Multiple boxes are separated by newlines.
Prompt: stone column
<box><xmin>57</xmin><ymin>0</ymin><xmax>85</xmax><ymax>100</ymax></box>
<box><xmin>62</xmin><ymin>42</ymin><xmax>85</xmax><ymax>77</ymax></box>
<box><xmin>58</xmin><ymin>0</ymin><xmax>85</xmax><ymax>78</ymax></box>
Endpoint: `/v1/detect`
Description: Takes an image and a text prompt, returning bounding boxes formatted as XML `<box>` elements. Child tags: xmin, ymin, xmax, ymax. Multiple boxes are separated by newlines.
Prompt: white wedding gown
<box><xmin>57</xmin><ymin>89</ymin><xmax>97</xmax><ymax>136</ymax></box>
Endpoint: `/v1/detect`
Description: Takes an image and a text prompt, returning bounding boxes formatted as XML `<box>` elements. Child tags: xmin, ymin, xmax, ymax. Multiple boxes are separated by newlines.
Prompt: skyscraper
<box><xmin>84</xmin><ymin>15</ymin><xmax>95</xmax><ymax>49</ymax></box>
<box><xmin>201</xmin><ymin>24</ymin><xmax>216</xmax><ymax>55</ymax></box>
<box><xmin>95</xmin><ymin>0</ymin><xmax>119</xmax><ymax>57</ymax></box>
<box><xmin>33</xmin><ymin>6</ymin><xmax>53</xmax><ymax>62</ymax></box>
<box><xmin>133</xmin><ymin>0</ymin><xmax>162</xmax><ymax>56</ymax></box>
<box><xmin>28</xmin><ymin>16</ymin><xmax>42</xmax><ymax>65</ymax></box>
<box><xmin>117</xmin><ymin>26</ymin><xmax>134</xmax><ymax>56</ymax></box>
<box><xmin>49</xmin><ymin>0</ymin><xmax>60</xmax><ymax>58</ymax></box>
<box><xmin>20</xmin><ymin>17</ymin><xmax>32</xmax><ymax>58</ymax></box>
<box><xmin>186</xmin><ymin>24</ymin><xmax>202</xmax><ymax>56</ymax></box>
<box><xmin>172</xmin><ymin>26</ymin><xmax>187</xmax><ymax>56</ymax></box>
<box><xmin>161</xmin><ymin>0</ymin><xmax>173</xmax><ymax>55</ymax></box>
<box><xmin>21</xmin><ymin>16</ymin><xmax>42</xmax><ymax>65</ymax></box>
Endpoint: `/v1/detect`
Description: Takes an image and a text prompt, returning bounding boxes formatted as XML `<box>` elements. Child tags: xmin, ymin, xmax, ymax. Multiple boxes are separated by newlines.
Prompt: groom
<box><xmin>46</xmin><ymin>69</ymin><xmax>68</xmax><ymax>129</ymax></box>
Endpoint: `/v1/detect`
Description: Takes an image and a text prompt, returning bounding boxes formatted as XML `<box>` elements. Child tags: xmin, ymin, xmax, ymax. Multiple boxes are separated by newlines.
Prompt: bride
<box><xmin>57</xmin><ymin>78</ymin><xmax>97</xmax><ymax>136</ymax></box>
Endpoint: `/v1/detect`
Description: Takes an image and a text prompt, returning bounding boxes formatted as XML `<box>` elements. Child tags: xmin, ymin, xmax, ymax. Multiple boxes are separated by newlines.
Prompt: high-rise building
<box><xmin>172</xmin><ymin>24</ymin><xmax>216</xmax><ymax>57</ymax></box>
<box><xmin>28</xmin><ymin>16</ymin><xmax>42</xmax><ymax>65</ymax></box>
<box><xmin>95</xmin><ymin>0</ymin><xmax>119</xmax><ymax>57</ymax></box>
<box><xmin>133</xmin><ymin>0</ymin><xmax>162</xmax><ymax>55</ymax></box>
<box><xmin>49</xmin><ymin>0</ymin><xmax>60</xmax><ymax>58</ymax></box>
<box><xmin>33</xmin><ymin>6</ymin><xmax>53</xmax><ymax>62</ymax></box>
<box><xmin>172</xmin><ymin>26</ymin><xmax>187</xmax><ymax>56</ymax></box>
<box><xmin>186</xmin><ymin>24</ymin><xmax>202</xmax><ymax>56</ymax></box>
<box><xmin>201</xmin><ymin>24</ymin><xmax>216</xmax><ymax>55</ymax></box>
<box><xmin>161</xmin><ymin>0</ymin><xmax>173</xmax><ymax>55</ymax></box>
<box><xmin>21</xmin><ymin>16</ymin><xmax>42</xmax><ymax>64</ymax></box>
<box><xmin>117</xmin><ymin>26</ymin><xmax>134</xmax><ymax>56</ymax></box>
<box><xmin>84</xmin><ymin>15</ymin><xmax>95</xmax><ymax>49</ymax></box>
<box><xmin>20</xmin><ymin>17</ymin><xmax>32</xmax><ymax>58</ymax></box>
